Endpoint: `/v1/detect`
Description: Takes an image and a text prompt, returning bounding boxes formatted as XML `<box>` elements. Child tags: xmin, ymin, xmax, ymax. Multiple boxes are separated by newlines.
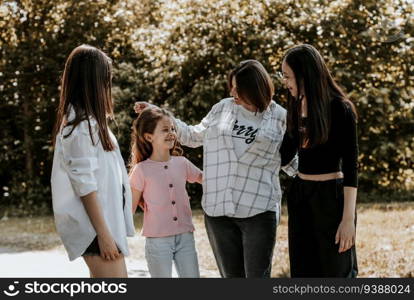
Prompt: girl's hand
<box><xmin>335</xmin><ymin>219</ymin><xmax>355</xmax><ymax>253</ymax></box>
<box><xmin>138</xmin><ymin>198</ymin><xmax>147</xmax><ymax>211</ymax></box>
<box><xmin>134</xmin><ymin>102</ymin><xmax>149</xmax><ymax>114</ymax></box>
<box><xmin>97</xmin><ymin>233</ymin><xmax>120</xmax><ymax>260</ymax></box>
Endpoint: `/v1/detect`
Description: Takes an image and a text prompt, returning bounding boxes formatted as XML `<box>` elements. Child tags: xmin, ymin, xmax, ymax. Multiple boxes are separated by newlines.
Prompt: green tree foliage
<box><xmin>0</xmin><ymin>0</ymin><xmax>150</xmax><ymax>214</ymax></box>
<box><xmin>1</xmin><ymin>0</ymin><xmax>413</xmax><ymax>215</ymax></box>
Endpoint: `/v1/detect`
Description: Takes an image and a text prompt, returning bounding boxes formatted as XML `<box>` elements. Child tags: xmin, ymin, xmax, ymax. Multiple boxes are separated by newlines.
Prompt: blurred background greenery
<box><xmin>0</xmin><ymin>0</ymin><xmax>413</xmax><ymax>217</ymax></box>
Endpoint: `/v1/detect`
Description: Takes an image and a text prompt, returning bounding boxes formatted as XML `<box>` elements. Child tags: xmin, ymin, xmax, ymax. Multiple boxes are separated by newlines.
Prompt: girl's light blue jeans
<box><xmin>145</xmin><ymin>232</ymin><xmax>200</xmax><ymax>278</ymax></box>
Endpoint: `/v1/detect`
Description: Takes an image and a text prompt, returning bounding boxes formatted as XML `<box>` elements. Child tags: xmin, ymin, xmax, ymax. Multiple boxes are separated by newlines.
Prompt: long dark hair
<box><xmin>53</xmin><ymin>44</ymin><xmax>115</xmax><ymax>151</ymax></box>
<box><xmin>283</xmin><ymin>44</ymin><xmax>357</xmax><ymax>148</ymax></box>
<box><xmin>228</xmin><ymin>60</ymin><xmax>274</xmax><ymax>113</ymax></box>
<box><xmin>129</xmin><ymin>107</ymin><xmax>183</xmax><ymax>171</ymax></box>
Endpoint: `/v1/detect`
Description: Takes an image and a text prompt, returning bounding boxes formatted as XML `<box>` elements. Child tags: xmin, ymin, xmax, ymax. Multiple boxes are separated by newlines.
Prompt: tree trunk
<box><xmin>22</xmin><ymin>99</ymin><xmax>34</xmax><ymax>179</ymax></box>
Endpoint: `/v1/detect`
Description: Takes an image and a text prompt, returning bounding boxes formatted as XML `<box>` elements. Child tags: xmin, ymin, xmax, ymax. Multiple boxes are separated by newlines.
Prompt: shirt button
<box><xmin>169</xmin><ymin>184</ymin><xmax>173</xmax><ymax>188</ymax></box>
<box><xmin>173</xmin><ymin>217</ymin><xmax>178</xmax><ymax>221</ymax></box>
<box><xmin>172</xmin><ymin>201</ymin><xmax>176</xmax><ymax>205</ymax></box>
<box><xmin>164</xmin><ymin>165</ymin><xmax>168</xmax><ymax>169</ymax></box>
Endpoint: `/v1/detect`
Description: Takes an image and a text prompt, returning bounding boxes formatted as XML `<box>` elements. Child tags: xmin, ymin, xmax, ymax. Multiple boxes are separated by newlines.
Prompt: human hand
<box><xmin>335</xmin><ymin>219</ymin><xmax>355</xmax><ymax>253</ymax></box>
<box><xmin>97</xmin><ymin>233</ymin><xmax>120</xmax><ymax>260</ymax></box>
<box><xmin>138</xmin><ymin>197</ymin><xmax>147</xmax><ymax>211</ymax></box>
<box><xmin>134</xmin><ymin>102</ymin><xmax>150</xmax><ymax>114</ymax></box>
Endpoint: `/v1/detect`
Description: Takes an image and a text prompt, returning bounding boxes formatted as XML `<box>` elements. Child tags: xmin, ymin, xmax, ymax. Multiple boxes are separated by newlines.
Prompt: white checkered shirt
<box><xmin>174</xmin><ymin>97</ymin><xmax>297</xmax><ymax>221</ymax></box>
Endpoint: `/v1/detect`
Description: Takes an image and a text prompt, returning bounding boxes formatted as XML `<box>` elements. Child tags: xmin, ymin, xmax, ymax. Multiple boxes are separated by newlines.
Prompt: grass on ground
<box><xmin>0</xmin><ymin>202</ymin><xmax>413</xmax><ymax>277</ymax></box>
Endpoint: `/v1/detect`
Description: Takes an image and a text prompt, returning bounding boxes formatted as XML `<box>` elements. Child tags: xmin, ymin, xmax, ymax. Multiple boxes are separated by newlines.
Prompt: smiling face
<box><xmin>144</xmin><ymin>116</ymin><xmax>177</xmax><ymax>151</ymax></box>
<box><xmin>281</xmin><ymin>60</ymin><xmax>299</xmax><ymax>98</ymax></box>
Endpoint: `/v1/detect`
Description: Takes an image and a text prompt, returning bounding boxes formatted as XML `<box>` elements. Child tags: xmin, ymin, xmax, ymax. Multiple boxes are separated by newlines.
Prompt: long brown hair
<box><xmin>283</xmin><ymin>44</ymin><xmax>357</xmax><ymax>148</ymax></box>
<box><xmin>53</xmin><ymin>44</ymin><xmax>115</xmax><ymax>151</ymax></box>
<box><xmin>129</xmin><ymin>107</ymin><xmax>183</xmax><ymax>171</ymax></box>
<box><xmin>228</xmin><ymin>60</ymin><xmax>274</xmax><ymax>113</ymax></box>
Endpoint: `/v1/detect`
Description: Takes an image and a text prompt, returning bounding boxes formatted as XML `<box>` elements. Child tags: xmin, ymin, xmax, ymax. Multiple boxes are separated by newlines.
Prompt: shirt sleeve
<box><xmin>61</xmin><ymin>128</ymin><xmax>99</xmax><ymax>197</ymax></box>
<box><xmin>174</xmin><ymin>101</ymin><xmax>222</xmax><ymax>148</ymax></box>
<box><xmin>281</xmin><ymin>154</ymin><xmax>299</xmax><ymax>177</ymax></box>
<box><xmin>129</xmin><ymin>164</ymin><xmax>145</xmax><ymax>191</ymax></box>
<box><xmin>341</xmin><ymin>102</ymin><xmax>359</xmax><ymax>187</ymax></box>
<box><xmin>279</xmin><ymin>110</ymin><xmax>299</xmax><ymax>177</ymax></box>
<box><xmin>185</xmin><ymin>158</ymin><xmax>203</xmax><ymax>184</ymax></box>
<box><xmin>280</xmin><ymin>132</ymin><xmax>299</xmax><ymax>167</ymax></box>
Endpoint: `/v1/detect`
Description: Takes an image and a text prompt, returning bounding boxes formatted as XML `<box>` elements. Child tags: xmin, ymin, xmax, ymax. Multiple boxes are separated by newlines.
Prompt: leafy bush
<box><xmin>0</xmin><ymin>0</ymin><xmax>412</xmax><ymax>215</ymax></box>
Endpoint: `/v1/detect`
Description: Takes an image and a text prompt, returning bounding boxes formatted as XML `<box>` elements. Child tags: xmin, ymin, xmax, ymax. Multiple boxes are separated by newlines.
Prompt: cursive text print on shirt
<box><xmin>232</xmin><ymin>120</ymin><xmax>259</xmax><ymax>144</ymax></box>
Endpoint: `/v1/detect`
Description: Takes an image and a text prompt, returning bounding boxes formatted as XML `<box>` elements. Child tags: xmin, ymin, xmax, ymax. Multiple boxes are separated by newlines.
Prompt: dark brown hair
<box><xmin>129</xmin><ymin>107</ymin><xmax>183</xmax><ymax>171</ymax></box>
<box><xmin>228</xmin><ymin>60</ymin><xmax>274</xmax><ymax>113</ymax></box>
<box><xmin>53</xmin><ymin>44</ymin><xmax>115</xmax><ymax>151</ymax></box>
<box><xmin>283</xmin><ymin>44</ymin><xmax>357</xmax><ymax>148</ymax></box>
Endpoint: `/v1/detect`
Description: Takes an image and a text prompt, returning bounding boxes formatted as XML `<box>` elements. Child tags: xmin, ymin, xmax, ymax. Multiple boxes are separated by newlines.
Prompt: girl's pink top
<box><xmin>129</xmin><ymin>156</ymin><xmax>202</xmax><ymax>237</ymax></box>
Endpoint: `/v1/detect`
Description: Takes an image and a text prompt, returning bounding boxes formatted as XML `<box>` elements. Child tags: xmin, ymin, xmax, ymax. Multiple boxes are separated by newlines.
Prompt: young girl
<box><xmin>51</xmin><ymin>45</ymin><xmax>135</xmax><ymax>277</ymax></box>
<box><xmin>129</xmin><ymin>107</ymin><xmax>203</xmax><ymax>278</ymax></box>
<box><xmin>134</xmin><ymin>60</ymin><xmax>298</xmax><ymax>278</ymax></box>
<box><xmin>280</xmin><ymin>44</ymin><xmax>359</xmax><ymax>277</ymax></box>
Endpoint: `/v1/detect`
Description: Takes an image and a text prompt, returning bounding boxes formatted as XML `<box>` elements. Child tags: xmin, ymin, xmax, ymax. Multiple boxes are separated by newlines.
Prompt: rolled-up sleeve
<box><xmin>61</xmin><ymin>129</ymin><xmax>99</xmax><ymax>197</ymax></box>
<box><xmin>174</xmin><ymin>101</ymin><xmax>222</xmax><ymax>148</ymax></box>
<box><xmin>281</xmin><ymin>154</ymin><xmax>299</xmax><ymax>177</ymax></box>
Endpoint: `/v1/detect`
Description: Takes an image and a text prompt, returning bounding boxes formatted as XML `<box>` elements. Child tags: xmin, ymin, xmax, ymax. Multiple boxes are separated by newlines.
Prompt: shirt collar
<box><xmin>67</xmin><ymin>105</ymin><xmax>97</xmax><ymax>125</ymax></box>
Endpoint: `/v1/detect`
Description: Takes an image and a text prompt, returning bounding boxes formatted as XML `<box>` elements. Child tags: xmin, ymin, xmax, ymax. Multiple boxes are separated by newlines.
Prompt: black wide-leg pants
<box><xmin>287</xmin><ymin>176</ymin><xmax>358</xmax><ymax>277</ymax></box>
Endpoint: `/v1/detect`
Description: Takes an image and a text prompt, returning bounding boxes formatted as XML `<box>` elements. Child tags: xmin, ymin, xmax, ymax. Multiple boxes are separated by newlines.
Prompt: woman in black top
<box><xmin>280</xmin><ymin>44</ymin><xmax>358</xmax><ymax>277</ymax></box>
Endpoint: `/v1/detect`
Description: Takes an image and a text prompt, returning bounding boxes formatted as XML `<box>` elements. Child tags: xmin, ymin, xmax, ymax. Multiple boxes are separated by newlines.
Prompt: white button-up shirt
<box><xmin>51</xmin><ymin>110</ymin><xmax>135</xmax><ymax>261</ymax></box>
<box><xmin>174</xmin><ymin>98</ymin><xmax>297</xmax><ymax>222</ymax></box>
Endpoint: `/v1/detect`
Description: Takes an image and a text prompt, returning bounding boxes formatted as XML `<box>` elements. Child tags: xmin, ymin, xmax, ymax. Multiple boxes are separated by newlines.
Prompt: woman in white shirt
<box><xmin>51</xmin><ymin>45</ymin><xmax>135</xmax><ymax>277</ymax></box>
<box><xmin>135</xmin><ymin>60</ymin><xmax>297</xmax><ymax>278</ymax></box>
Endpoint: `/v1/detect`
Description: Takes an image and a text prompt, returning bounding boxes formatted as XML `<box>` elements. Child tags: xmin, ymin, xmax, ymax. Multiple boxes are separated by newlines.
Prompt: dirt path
<box><xmin>0</xmin><ymin>239</ymin><xmax>218</xmax><ymax>278</ymax></box>
<box><xmin>1</xmin><ymin>205</ymin><xmax>413</xmax><ymax>277</ymax></box>
<box><xmin>0</xmin><ymin>211</ymin><xmax>219</xmax><ymax>278</ymax></box>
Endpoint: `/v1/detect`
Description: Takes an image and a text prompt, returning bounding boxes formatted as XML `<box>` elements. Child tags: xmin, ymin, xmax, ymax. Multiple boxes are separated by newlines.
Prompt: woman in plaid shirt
<box><xmin>135</xmin><ymin>60</ymin><xmax>297</xmax><ymax>278</ymax></box>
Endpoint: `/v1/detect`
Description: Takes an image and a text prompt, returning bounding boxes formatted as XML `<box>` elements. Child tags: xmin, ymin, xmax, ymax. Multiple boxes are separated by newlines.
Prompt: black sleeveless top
<box><xmin>280</xmin><ymin>98</ymin><xmax>358</xmax><ymax>187</ymax></box>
